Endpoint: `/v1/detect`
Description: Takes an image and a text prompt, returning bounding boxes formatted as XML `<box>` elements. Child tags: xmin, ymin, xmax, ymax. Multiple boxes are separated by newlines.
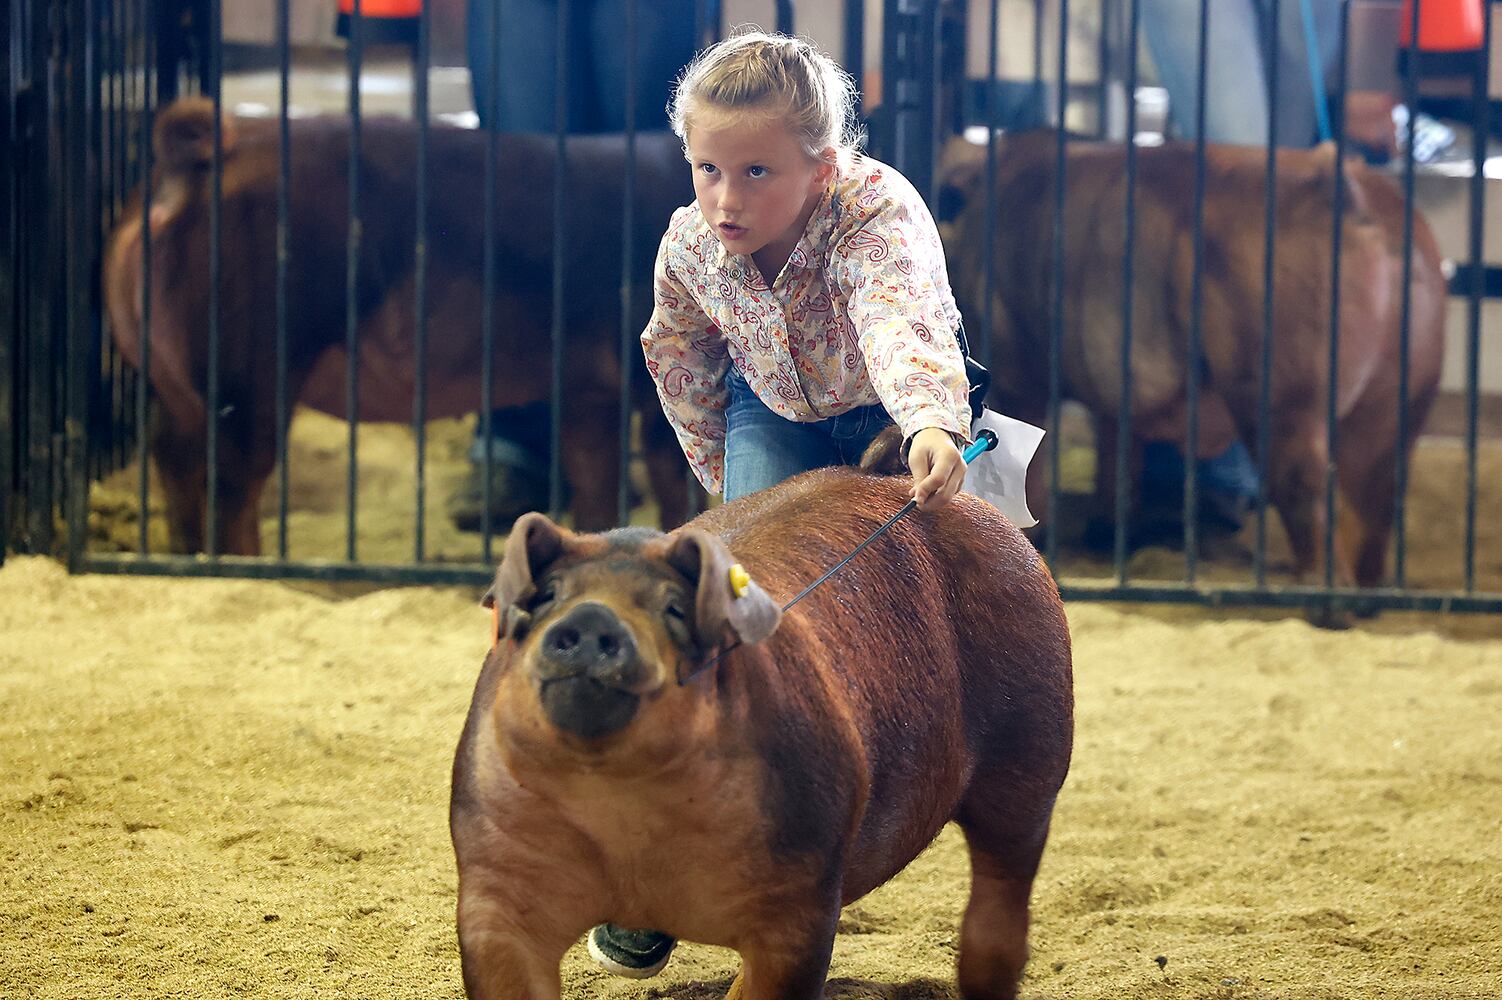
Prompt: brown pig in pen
<box><xmin>104</xmin><ymin>98</ymin><xmax>695</xmax><ymax>556</ymax></box>
<box><xmin>940</xmin><ymin>132</ymin><xmax>1446</xmax><ymax>593</ymax></box>
<box><xmin>450</xmin><ymin>459</ymin><xmax>1074</xmax><ymax>1000</ymax></box>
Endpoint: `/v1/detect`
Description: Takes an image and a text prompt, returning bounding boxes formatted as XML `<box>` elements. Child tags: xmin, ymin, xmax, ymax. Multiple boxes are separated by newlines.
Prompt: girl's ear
<box><xmin>813</xmin><ymin>147</ymin><xmax>838</xmax><ymax>187</ymax></box>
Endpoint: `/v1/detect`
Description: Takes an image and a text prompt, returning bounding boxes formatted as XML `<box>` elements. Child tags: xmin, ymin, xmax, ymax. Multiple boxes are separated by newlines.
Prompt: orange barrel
<box><xmin>338</xmin><ymin>0</ymin><xmax>421</xmax><ymax>16</ymax></box>
<box><xmin>336</xmin><ymin>0</ymin><xmax>421</xmax><ymax>43</ymax></box>
<box><xmin>1400</xmin><ymin>0</ymin><xmax>1485</xmax><ymax>51</ymax></box>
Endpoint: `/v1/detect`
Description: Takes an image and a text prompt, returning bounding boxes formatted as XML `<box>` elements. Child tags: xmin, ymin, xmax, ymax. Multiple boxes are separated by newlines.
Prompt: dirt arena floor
<box><xmin>3</xmin><ymin>411</ymin><xmax>1500</xmax><ymax>998</ymax></box>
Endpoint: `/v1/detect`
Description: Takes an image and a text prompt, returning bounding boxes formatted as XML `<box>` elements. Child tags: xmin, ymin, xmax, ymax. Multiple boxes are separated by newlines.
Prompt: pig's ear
<box><xmin>666</xmin><ymin>529</ymin><xmax>781</xmax><ymax>647</ymax></box>
<box><xmin>483</xmin><ymin>513</ymin><xmax>567</xmax><ymax>638</ymax></box>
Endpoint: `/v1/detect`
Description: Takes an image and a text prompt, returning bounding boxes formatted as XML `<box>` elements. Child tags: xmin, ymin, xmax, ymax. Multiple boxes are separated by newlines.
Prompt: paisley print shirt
<box><xmin>640</xmin><ymin>154</ymin><xmax>971</xmax><ymax>494</ymax></box>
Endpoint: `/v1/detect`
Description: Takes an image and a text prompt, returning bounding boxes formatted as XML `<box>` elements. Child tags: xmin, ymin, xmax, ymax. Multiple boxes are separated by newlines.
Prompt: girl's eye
<box><xmin>698</xmin><ymin>163</ymin><xmax>718</xmax><ymax>175</ymax></box>
<box><xmin>747</xmin><ymin>166</ymin><xmax>767</xmax><ymax>178</ymax></box>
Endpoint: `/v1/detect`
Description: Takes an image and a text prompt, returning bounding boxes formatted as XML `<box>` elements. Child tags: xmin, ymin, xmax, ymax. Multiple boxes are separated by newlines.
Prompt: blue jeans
<box><xmin>1140</xmin><ymin>0</ymin><xmax>1341</xmax><ymax>147</ymax></box>
<box><xmin>466</xmin><ymin>0</ymin><xmax>698</xmax><ymax>132</ymax></box>
<box><xmin>722</xmin><ymin>369</ymin><xmax>894</xmax><ymax>503</ymax></box>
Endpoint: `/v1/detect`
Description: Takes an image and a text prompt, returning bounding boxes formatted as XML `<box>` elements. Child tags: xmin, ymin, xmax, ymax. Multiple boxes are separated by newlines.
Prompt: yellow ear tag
<box><xmin>728</xmin><ymin>563</ymin><xmax>752</xmax><ymax>598</ymax></box>
<box><xmin>489</xmin><ymin>604</ymin><xmax>501</xmax><ymax>649</ymax></box>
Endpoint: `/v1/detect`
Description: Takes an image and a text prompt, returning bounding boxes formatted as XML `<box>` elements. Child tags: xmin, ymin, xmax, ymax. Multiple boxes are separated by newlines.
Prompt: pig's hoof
<box><xmin>587</xmin><ymin>924</ymin><xmax>676</xmax><ymax>980</ymax></box>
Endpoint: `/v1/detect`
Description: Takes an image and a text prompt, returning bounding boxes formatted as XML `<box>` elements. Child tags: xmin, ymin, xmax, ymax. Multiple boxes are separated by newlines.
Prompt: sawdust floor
<box><xmin>3</xmin><ymin>410</ymin><xmax>1498</xmax><ymax>998</ymax></box>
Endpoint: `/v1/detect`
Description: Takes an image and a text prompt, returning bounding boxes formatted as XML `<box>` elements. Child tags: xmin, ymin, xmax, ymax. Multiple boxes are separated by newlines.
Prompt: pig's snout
<box><xmin>540</xmin><ymin>602</ymin><xmax>641</xmax><ymax>684</ymax></box>
<box><xmin>536</xmin><ymin>602</ymin><xmax>645</xmax><ymax>740</ymax></box>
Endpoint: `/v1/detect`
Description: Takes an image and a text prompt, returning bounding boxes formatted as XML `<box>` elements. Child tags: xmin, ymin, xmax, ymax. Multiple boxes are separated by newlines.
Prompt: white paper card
<box><xmin>963</xmin><ymin>408</ymin><xmax>1045</xmax><ymax>529</ymax></box>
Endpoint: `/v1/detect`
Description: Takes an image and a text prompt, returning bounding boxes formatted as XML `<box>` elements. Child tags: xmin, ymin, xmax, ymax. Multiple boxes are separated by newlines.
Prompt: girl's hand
<box><xmin>908</xmin><ymin>427</ymin><xmax>967</xmax><ymax>511</ymax></box>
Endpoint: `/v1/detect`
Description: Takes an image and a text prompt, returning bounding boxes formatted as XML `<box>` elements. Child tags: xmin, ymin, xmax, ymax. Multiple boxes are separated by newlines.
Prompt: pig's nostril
<box><xmin>549</xmin><ymin>627</ymin><xmax>581</xmax><ymax>652</ymax></box>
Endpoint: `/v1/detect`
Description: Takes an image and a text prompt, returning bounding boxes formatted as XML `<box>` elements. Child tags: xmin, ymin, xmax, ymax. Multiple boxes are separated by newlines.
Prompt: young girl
<box><xmin>587</xmin><ymin>29</ymin><xmax>975</xmax><ymax>981</ymax></box>
<box><xmin>643</xmin><ymin>28</ymin><xmax>973</xmax><ymax>513</ymax></box>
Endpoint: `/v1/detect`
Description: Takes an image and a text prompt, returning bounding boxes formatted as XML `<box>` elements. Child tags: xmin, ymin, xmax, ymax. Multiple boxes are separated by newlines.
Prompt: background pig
<box><xmin>941</xmin><ymin>132</ymin><xmax>1446</xmax><ymax>592</ymax></box>
<box><xmin>450</xmin><ymin>466</ymin><xmax>1074</xmax><ymax>1000</ymax></box>
<box><xmin>104</xmin><ymin>98</ymin><xmax>694</xmax><ymax>555</ymax></box>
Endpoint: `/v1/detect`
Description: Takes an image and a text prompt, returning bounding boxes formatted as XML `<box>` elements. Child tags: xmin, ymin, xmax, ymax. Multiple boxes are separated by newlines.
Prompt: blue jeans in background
<box><xmin>722</xmin><ymin>368</ymin><xmax>894</xmax><ymax>503</ymax></box>
<box><xmin>467</xmin><ymin>0</ymin><xmax>699</xmax><ymax>133</ymax></box>
<box><xmin>454</xmin><ymin>0</ymin><xmax>699</xmax><ymax>529</ymax></box>
<box><xmin>1140</xmin><ymin>0</ymin><xmax>1342</xmax><ymax>147</ymax></box>
<box><xmin>1133</xmin><ymin>0</ymin><xmax>1341</xmax><ymax>536</ymax></box>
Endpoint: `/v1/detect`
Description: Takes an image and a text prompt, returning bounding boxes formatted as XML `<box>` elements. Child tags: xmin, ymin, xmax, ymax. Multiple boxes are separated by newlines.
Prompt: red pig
<box><xmin>450</xmin><ymin>458</ymin><xmax>1074</xmax><ymax>999</ymax></box>
<box><xmin>104</xmin><ymin>98</ymin><xmax>694</xmax><ymax>555</ymax></box>
<box><xmin>941</xmin><ymin>132</ymin><xmax>1446</xmax><ymax>592</ymax></box>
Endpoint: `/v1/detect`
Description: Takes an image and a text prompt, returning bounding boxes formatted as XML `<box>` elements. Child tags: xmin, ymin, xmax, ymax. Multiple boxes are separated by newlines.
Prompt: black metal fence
<box><xmin>4</xmin><ymin>0</ymin><xmax>1501</xmax><ymax>617</ymax></box>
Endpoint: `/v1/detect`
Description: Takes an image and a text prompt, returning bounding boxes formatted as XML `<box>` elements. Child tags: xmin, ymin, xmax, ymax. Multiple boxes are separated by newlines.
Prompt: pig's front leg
<box><xmin>456</xmin><ymin>874</ymin><xmax>581</xmax><ymax>1000</ymax></box>
<box><xmin>725</xmin><ymin>903</ymin><xmax>841</xmax><ymax>1000</ymax></box>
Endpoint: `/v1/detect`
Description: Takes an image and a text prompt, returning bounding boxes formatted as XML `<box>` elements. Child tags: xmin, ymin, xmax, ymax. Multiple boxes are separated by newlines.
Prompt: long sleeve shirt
<box><xmin>640</xmin><ymin>154</ymin><xmax>972</xmax><ymax>495</ymax></box>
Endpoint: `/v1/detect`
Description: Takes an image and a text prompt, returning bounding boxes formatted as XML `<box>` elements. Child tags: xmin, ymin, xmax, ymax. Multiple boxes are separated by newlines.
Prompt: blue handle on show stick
<box><xmin>963</xmin><ymin>428</ymin><xmax>999</xmax><ymax>464</ymax></box>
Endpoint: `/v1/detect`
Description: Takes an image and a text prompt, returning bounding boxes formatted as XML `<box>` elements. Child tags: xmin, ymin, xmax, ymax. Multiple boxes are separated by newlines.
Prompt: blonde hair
<box><xmin>669</xmin><ymin>29</ymin><xmax>865</xmax><ymax>161</ymax></box>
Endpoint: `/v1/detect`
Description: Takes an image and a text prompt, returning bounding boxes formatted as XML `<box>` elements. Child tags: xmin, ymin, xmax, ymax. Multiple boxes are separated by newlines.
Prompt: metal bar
<box><xmin>69</xmin><ymin>550</ymin><xmax>1502</xmax><ymax>617</ymax></box>
<box><xmin>93</xmin><ymin>0</ymin><xmax>109</xmax><ymax>483</ymax></box>
<box><xmin>275</xmin><ymin>0</ymin><xmax>291</xmax><ymax>559</ymax></box>
<box><xmin>480</xmin><ymin>0</ymin><xmax>500</xmax><ymax>564</ymax></box>
<box><xmin>1096</xmin><ymin>0</ymin><xmax>1110</xmax><ymax>137</ymax></box>
<box><xmin>99</xmin><ymin>0</ymin><xmax>120</xmax><ymax>481</ymax></box>
<box><xmin>1447</xmin><ymin>261</ymin><xmax>1502</xmax><ymax>296</ymax></box>
<box><xmin>1056</xmin><ymin>580</ymin><xmax>1502</xmax><ymax>615</ymax></box>
<box><xmin>1183</xmin><ymin>0</ymin><xmax>1208</xmax><ymax>583</ymax></box>
<box><xmin>1256</xmin><ymin>0</ymin><xmax>1281</xmax><ymax>587</ymax></box>
<box><xmin>1394</xmin><ymin>0</ymin><xmax>1420</xmax><ymax>588</ymax></box>
<box><xmin>103</xmin><ymin>0</ymin><xmax>116</xmax><ymax>229</ymax></box>
<box><xmin>618</xmin><ymin>0</ymin><xmax>638</xmax><ymax>526</ymax></box>
<box><xmin>28</xmin><ymin>0</ymin><xmax>59</xmax><ymax>554</ymax></box>
<box><xmin>137</xmin><ymin>15</ymin><xmax>155</xmax><ymax>555</ymax></box>
<box><xmin>346</xmin><ymin>0</ymin><xmax>364</xmax><ymax>562</ymax></box>
<box><xmin>928</xmin><ymin>0</ymin><xmax>942</xmax><ymax>213</ymax></box>
<box><xmin>1324</xmin><ymin>0</ymin><xmax>1351</xmax><ymax>595</ymax></box>
<box><xmin>550</xmin><ymin>0</ymin><xmax>570</xmax><ymax>520</ymax></box>
<box><xmin>66</xmin><ymin>0</ymin><xmax>98</xmax><ymax>569</ymax></box>
<box><xmin>700</xmin><ymin>0</ymin><xmax>723</xmax><ymax>46</ymax></box>
<box><xmin>413</xmin><ymin>0</ymin><xmax>431</xmax><ymax>560</ymax></box>
<box><xmin>207</xmin><ymin>0</ymin><xmax>223</xmax><ymax>558</ymax></box>
<box><xmin>1464</xmin><ymin>1</ymin><xmax>1492</xmax><ymax>592</ymax></box>
<box><xmin>1032</xmin><ymin>0</ymin><xmax>1044</xmax><ymax>100</ymax></box>
<box><xmin>0</xmin><ymin>0</ymin><xmax>14</xmax><ymax>560</ymax></box>
<box><xmin>1046</xmin><ymin>0</ymin><xmax>1068</xmax><ymax>568</ymax></box>
<box><xmin>845</xmin><ymin>0</ymin><xmax>865</xmax><ymax>107</ymax></box>
<box><xmin>81</xmin><ymin>551</ymin><xmax>498</xmax><ymax>586</ymax></box>
<box><xmin>982</xmin><ymin>0</ymin><xmax>996</xmax><ymax>373</ymax></box>
<box><xmin>1113</xmin><ymin>0</ymin><xmax>1141</xmax><ymax>584</ymax></box>
<box><xmin>120</xmin><ymin>0</ymin><xmax>131</xmax><ymax>193</ymax></box>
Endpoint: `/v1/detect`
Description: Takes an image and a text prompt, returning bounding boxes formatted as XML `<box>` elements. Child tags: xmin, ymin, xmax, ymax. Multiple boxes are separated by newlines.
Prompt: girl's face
<box><xmin>686</xmin><ymin>109</ymin><xmax>834</xmax><ymax>277</ymax></box>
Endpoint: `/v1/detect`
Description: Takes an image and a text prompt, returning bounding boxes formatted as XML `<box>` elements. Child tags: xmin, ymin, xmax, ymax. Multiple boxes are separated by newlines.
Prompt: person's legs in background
<box><xmin>453</xmin><ymin>0</ymin><xmax>699</xmax><ymax>533</ymax></box>
<box><xmin>585</xmin><ymin>0</ymin><xmax>700</xmax><ymax>132</ymax></box>
<box><xmin>1141</xmin><ymin>0</ymin><xmax>1270</xmax><ymax>145</ymax></box>
<box><xmin>1135</xmin><ymin>0</ymin><xmax>1272</xmax><ymax>542</ymax></box>
<box><xmin>451</xmin><ymin>0</ymin><xmax>571</xmax><ymax>532</ymax></box>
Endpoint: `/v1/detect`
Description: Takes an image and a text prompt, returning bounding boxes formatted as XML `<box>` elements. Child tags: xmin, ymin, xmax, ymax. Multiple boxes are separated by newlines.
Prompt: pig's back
<box><xmin>695</xmin><ymin>469</ymin><xmax>1072</xmax><ymax>897</ymax></box>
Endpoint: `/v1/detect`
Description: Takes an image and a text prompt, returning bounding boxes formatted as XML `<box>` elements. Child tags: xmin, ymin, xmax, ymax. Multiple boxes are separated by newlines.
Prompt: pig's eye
<box><xmin>527</xmin><ymin>584</ymin><xmax>557</xmax><ymax>612</ymax></box>
<box><xmin>663</xmin><ymin>600</ymin><xmax>691</xmax><ymax>646</ymax></box>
